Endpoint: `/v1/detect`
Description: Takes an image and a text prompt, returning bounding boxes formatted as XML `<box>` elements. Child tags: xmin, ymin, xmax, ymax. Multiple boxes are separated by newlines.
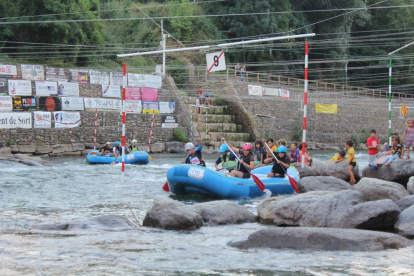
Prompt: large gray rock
<box><xmin>17</xmin><ymin>145</ymin><xmax>36</xmax><ymax>154</ymax></box>
<box><xmin>395</xmin><ymin>205</ymin><xmax>414</xmax><ymax>239</ymax></box>
<box><xmin>311</xmin><ymin>158</ymin><xmax>325</xmax><ymax>171</ymax></box>
<box><xmin>12</xmin><ymin>153</ymin><xmax>60</xmax><ymax>167</ymax></box>
<box><xmin>353</xmin><ymin>177</ymin><xmax>409</xmax><ymax>202</ymax></box>
<box><xmin>320</xmin><ymin>160</ymin><xmax>359</xmax><ymax>181</ymax></box>
<box><xmin>72</xmin><ymin>143</ymin><xmax>85</xmax><ymax>151</ymax></box>
<box><xmin>165</xmin><ymin>142</ymin><xmax>183</xmax><ymax>152</ymax></box>
<box><xmin>52</xmin><ymin>144</ymin><xmax>73</xmax><ymax>154</ymax></box>
<box><xmin>397</xmin><ymin>195</ymin><xmax>414</xmax><ymax>212</ymax></box>
<box><xmin>298</xmin><ymin>176</ymin><xmax>351</xmax><ymax>193</ymax></box>
<box><xmin>149</xmin><ymin>143</ymin><xmax>165</xmax><ymax>153</ymax></box>
<box><xmin>295</xmin><ymin>165</ymin><xmax>320</xmax><ymax>178</ymax></box>
<box><xmin>0</xmin><ymin>147</ymin><xmax>12</xmax><ymax>156</ymax></box>
<box><xmin>143</xmin><ymin>198</ymin><xmax>203</xmax><ymax>230</ymax></box>
<box><xmin>408</xmin><ymin>177</ymin><xmax>414</xmax><ymax>195</ymax></box>
<box><xmin>362</xmin><ymin>159</ymin><xmax>414</xmax><ymax>185</ymax></box>
<box><xmin>229</xmin><ymin>227</ymin><xmax>413</xmax><ymax>251</ymax></box>
<box><xmin>273</xmin><ymin>190</ymin><xmax>400</xmax><ymax>230</ymax></box>
<box><xmin>169</xmin><ymin>148</ymin><xmax>186</xmax><ymax>154</ymax></box>
<box><xmin>257</xmin><ymin>197</ymin><xmax>286</xmax><ymax>224</ymax></box>
<box><xmin>35</xmin><ymin>145</ymin><xmax>53</xmax><ymax>154</ymax></box>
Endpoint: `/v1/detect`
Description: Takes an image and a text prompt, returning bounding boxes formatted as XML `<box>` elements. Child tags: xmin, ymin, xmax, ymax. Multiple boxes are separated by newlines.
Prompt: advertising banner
<box><xmin>0</xmin><ymin>78</ymin><xmax>7</xmax><ymax>95</ymax></box>
<box><xmin>125</xmin><ymin>87</ymin><xmax>141</xmax><ymax>100</ymax></box>
<box><xmin>315</xmin><ymin>103</ymin><xmax>338</xmax><ymax>114</ymax></box>
<box><xmin>61</xmin><ymin>97</ymin><xmax>84</xmax><ymax>111</ymax></box>
<box><xmin>248</xmin><ymin>85</ymin><xmax>263</xmax><ymax>97</ymax></box>
<box><xmin>13</xmin><ymin>96</ymin><xmax>37</xmax><ymax>111</ymax></box>
<box><xmin>84</xmin><ymin>98</ymin><xmax>122</xmax><ymax>111</ymax></box>
<box><xmin>58</xmin><ymin>81</ymin><xmax>80</xmax><ymax>97</ymax></box>
<box><xmin>125</xmin><ymin>100</ymin><xmax>142</xmax><ymax>114</ymax></box>
<box><xmin>39</xmin><ymin>97</ymin><xmax>62</xmax><ymax>112</ymax></box>
<box><xmin>159</xmin><ymin>102</ymin><xmax>175</xmax><ymax>114</ymax></box>
<box><xmin>0</xmin><ymin>112</ymin><xmax>32</xmax><ymax>129</ymax></box>
<box><xmin>45</xmin><ymin>67</ymin><xmax>68</xmax><ymax>81</ymax></box>
<box><xmin>0</xmin><ymin>64</ymin><xmax>17</xmax><ymax>77</ymax></box>
<box><xmin>21</xmin><ymin>64</ymin><xmax>45</xmax><ymax>81</ymax></box>
<box><xmin>110</xmin><ymin>72</ymin><xmax>123</xmax><ymax>86</ymax></box>
<box><xmin>128</xmin><ymin>73</ymin><xmax>146</xmax><ymax>87</ymax></box>
<box><xmin>53</xmin><ymin>111</ymin><xmax>81</xmax><ymax>128</ymax></box>
<box><xmin>279</xmin><ymin>89</ymin><xmax>290</xmax><ymax>99</ymax></box>
<box><xmin>141</xmin><ymin>87</ymin><xmax>158</xmax><ymax>101</ymax></box>
<box><xmin>145</xmin><ymin>75</ymin><xmax>162</xmax><ymax>89</ymax></box>
<box><xmin>69</xmin><ymin>69</ymin><xmax>89</xmax><ymax>83</ymax></box>
<box><xmin>0</xmin><ymin>96</ymin><xmax>13</xmax><ymax>112</ymax></box>
<box><xmin>142</xmin><ymin>101</ymin><xmax>159</xmax><ymax>114</ymax></box>
<box><xmin>89</xmin><ymin>70</ymin><xmax>110</xmax><ymax>85</ymax></box>
<box><xmin>8</xmin><ymin>80</ymin><xmax>32</xmax><ymax>96</ymax></box>
<box><xmin>33</xmin><ymin>111</ymin><xmax>51</xmax><ymax>128</ymax></box>
<box><xmin>161</xmin><ymin>115</ymin><xmax>178</xmax><ymax>128</ymax></box>
<box><xmin>102</xmin><ymin>85</ymin><xmax>121</xmax><ymax>98</ymax></box>
<box><xmin>264</xmin><ymin>87</ymin><xmax>279</xmax><ymax>96</ymax></box>
<box><xmin>35</xmin><ymin>81</ymin><xmax>58</xmax><ymax>96</ymax></box>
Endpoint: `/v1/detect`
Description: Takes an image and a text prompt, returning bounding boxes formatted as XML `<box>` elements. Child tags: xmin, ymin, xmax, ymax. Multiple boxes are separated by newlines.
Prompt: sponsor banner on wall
<box><xmin>33</xmin><ymin>111</ymin><xmax>51</xmax><ymax>128</ymax></box>
<box><xmin>161</xmin><ymin>115</ymin><xmax>178</xmax><ymax>128</ymax></box>
<box><xmin>8</xmin><ymin>80</ymin><xmax>32</xmax><ymax>96</ymax></box>
<box><xmin>39</xmin><ymin>97</ymin><xmax>62</xmax><ymax>112</ymax></box>
<box><xmin>61</xmin><ymin>97</ymin><xmax>84</xmax><ymax>111</ymax></box>
<box><xmin>45</xmin><ymin>67</ymin><xmax>68</xmax><ymax>81</ymax></box>
<box><xmin>58</xmin><ymin>81</ymin><xmax>80</xmax><ymax>97</ymax></box>
<box><xmin>315</xmin><ymin>103</ymin><xmax>338</xmax><ymax>114</ymax></box>
<box><xmin>248</xmin><ymin>85</ymin><xmax>263</xmax><ymax>97</ymax></box>
<box><xmin>0</xmin><ymin>112</ymin><xmax>32</xmax><ymax>129</ymax></box>
<box><xmin>141</xmin><ymin>87</ymin><xmax>158</xmax><ymax>101</ymax></box>
<box><xmin>279</xmin><ymin>89</ymin><xmax>290</xmax><ymax>99</ymax></box>
<box><xmin>110</xmin><ymin>72</ymin><xmax>123</xmax><ymax>86</ymax></box>
<box><xmin>102</xmin><ymin>85</ymin><xmax>121</xmax><ymax>98</ymax></box>
<box><xmin>125</xmin><ymin>87</ymin><xmax>141</xmax><ymax>100</ymax></box>
<box><xmin>53</xmin><ymin>111</ymin><xmax>81</xmax><ymax>128</ymax></box>
<box><xmin>264</xmin><ymin>87</ymin><xmax>279</xmax><ymax>96</ymax></box>
<box><xmin>35</xmin><ymin>81</ymin><xmax>58</xmax><ymax>96</ymax></box>
<box><xmin>159</xmin><ymin>102</ymin><xmax>175</xmax><ymax>114</ymax></box>
<box><xmin>145</xmin><ymin>75</ymin><xmax>162</xmax><ymax>89</ymax></box>
<box><xmin>0</xmin><ymin>78</ymin><xmax>7</xmax><ymax>95</ymax></box>
<box><xmin>89</xmin><ymin>70</ymin><xmax>110</xmax><ymax>85</ymax></box>
<box><xmin>0</xmin><ymin>64</ymin><xmax>17</xmax><ymax>77</ymax></box>
<box><xmin>13</xmin><ymin>96</ymin><xmax>37</xmax><ymax>111</ymax></box>
<box><xmin>21</xmin><ymin>64</ymin><xmax>45</xmax><ymax>81</ymax></box>
<box><xmin>0</xmin><ymin>96</ymin><xmax>13</xmax><ymax>112</ymax></box>
<box><xmin>69</xmin><ymin>69</ymin><xmax>89</xmax><ymax>83</ymax></box>
<box><xmin>128</xmin><ymin>74</ymin><xmax>162</xmax><ymax>88</ymax></box>
<box><xmin>84</xmin><ymin>98</ymin><xmax>122</xmax><ymax>111</ymax></box>
<box><xmin>142</xmin><ymin>101</ymin><xmax>159</xmax><ymax>114</ymax></box>
<box><xmin>125</xmin><ymin>100</ymin><xmax>142</xmax><ymax>114</ymax></box>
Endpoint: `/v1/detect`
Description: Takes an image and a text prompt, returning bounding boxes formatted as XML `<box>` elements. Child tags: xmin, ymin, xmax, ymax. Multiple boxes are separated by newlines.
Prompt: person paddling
<box><xmin>214</xmin><ymin>144</ymin><xmax>237</xmax><ymax>171</ymax></box>
<box><xmin>267</xmin><ymin>146</ymin><xmax>290</xmax><ymax>178</ymax></box>
<box><xmin>221</xmin><ymin>138</ymin><xmax>255</xmax><ymax>178</ymax></box>
<box><xmin>182</xmin><ymin>138</ymin><xmax>205</xmax><ymax>167</ymax></box>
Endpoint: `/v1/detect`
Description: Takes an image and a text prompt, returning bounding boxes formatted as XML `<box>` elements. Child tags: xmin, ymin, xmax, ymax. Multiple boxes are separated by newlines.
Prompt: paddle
<box><xmin>223</xmin><ymin>141</ymin><xmax>265</xmax><ymax>191</ymax></box>
<box><xmin>162</xmin><ymin>147</ymin><xmax>194</xmax><ymax>192</ymax></box>
<box><xmin>263</xmin><ymin>142</ymin><xmax>300</xmax><ymax>194</ymax></box>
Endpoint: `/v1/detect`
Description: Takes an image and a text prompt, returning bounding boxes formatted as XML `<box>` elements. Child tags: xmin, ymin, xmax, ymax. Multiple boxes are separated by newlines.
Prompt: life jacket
<box><xmin>237</xmin><ymin>152</ymin><xmax>253</xmax><ymax>173</ymax></box>
<box><xmin>186</xmin><ymin>152</ymin><xmax>206</xmax><ymax>167</ymax></box>
<box><xmin>131</xmin><ymin>145</ymin><xmax>139</xmax><ymax>152</ymax></box>
<box><xmin>220</xmin><ymin>152</ymin><xmax>236</xmax><ymax>170</ymax></box>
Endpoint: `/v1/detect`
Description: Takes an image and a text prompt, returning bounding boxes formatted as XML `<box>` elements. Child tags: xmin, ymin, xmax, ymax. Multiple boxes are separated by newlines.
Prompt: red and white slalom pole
<box><xmin>122</xmin><ymin>63</ymin><xmax>127</xmax><ymax>180</ymax></box>
<box><xmin>148</xmin><ymin>110</ymin><xmax>155</xmax><ymax>152</ymax></box>
<box><xmin>301</xmin><ymin>40</ymin><xmax>309</xmax><ymax>169</ymax></box>
<box><xmin>93</xmin><ymin>108</ymin><xmax>98</xmax><ymax>150</ymax></box>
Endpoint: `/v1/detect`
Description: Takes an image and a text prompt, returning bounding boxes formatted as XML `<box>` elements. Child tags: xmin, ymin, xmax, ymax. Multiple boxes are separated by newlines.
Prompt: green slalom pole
<box><xmin>388</xmin><ymin>58</ymin><xmax>392</xmax><ymax>145</ymax></box>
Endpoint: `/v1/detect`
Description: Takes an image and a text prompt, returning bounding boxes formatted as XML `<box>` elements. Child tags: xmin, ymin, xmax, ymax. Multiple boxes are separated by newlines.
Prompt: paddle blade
<box><xmin>287</xmin><ymin>174</ymin><xmax>300</xmax><ymax>194</ymax></box>
<box><xmin>162</xmin><ymin>181</ymin><xmax>170</xmax><ymax>192</ymax></box>
<box><xmin>149</xmin><ymin>155</ymin><xmax>153</xmax><ymax>161</ymax></box>
<box><xmin>90</xmin><ymin>152</ymin><xmax>101</xmax><ymax>155</ymax></box>
<box><xmin>249</xmin><ymin>172</ymin><xmax>265</xmax><ymax>191</ymax></box>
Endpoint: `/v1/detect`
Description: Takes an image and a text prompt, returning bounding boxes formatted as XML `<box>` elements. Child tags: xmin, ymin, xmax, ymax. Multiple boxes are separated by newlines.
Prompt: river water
<box><xmin>1</xmin><ymin>151</ymin><xmax>413</xmax><ymax>275</ymax></box>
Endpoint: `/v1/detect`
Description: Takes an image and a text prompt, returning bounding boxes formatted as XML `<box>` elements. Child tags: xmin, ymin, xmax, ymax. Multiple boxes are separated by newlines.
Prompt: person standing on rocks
<box><xmin>345</xmin><ymin>140</ymin><xmax>357</xmax><ymax>185</ymax></box>
<box><xmin>402</xmin><ymin>118</ymin><xmax>414</xmax><ymax>159</ymax></box>
<box><xmin>367</xmin><ymin>129</ymin><xmax>381</xmax><ymax>163</ymax></box>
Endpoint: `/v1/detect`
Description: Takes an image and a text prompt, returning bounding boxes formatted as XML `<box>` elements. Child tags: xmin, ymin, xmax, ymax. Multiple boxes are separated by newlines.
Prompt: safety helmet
<box><xmin>131</xmin><ymin>139</ymin><xmax>137</xmax><ymax>143</ymax></box>
<box><xmin>277</xmin><ymin>145</ymin><xmax>287</xmax><ymax>153</ymax></box>
<box><xmin>114</xmin><ymin>141</ymin><xmax>121</xmax><ymax>146</ymax></box>
<box><xmin>184</xmin><ymin>142</ymin><xmax>194</xmax><ymax>150</ymax></box>
<box><xmin>242</xmin><ymin>143</ymin><xmax>253</xmax><ymax>151</ymax></box>
<box><xmin>218</xmin><ymin>144</ymin><xmax>229</xmax><ymax>153</ymax></box>
<box><xmin>105</xmin><ymin>142</ymin><xmax>111</xmax><ymax>145</ymax></box>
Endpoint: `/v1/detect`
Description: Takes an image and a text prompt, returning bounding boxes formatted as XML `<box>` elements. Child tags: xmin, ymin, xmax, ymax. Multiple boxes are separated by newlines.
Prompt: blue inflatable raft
<box><xmin>166</xmin><ymin>164</ymin><xmax>299</xmax><ymax>198</ymax></box>
<box><xmin>86</xmin><ymin>150</ymin><xmax>150</xmax><ymax>165</ymax></box>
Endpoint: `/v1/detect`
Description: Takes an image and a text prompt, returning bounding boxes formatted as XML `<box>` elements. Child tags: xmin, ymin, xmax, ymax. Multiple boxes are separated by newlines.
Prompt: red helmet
<box><xmin>242</xmin><ymin>143</ymin><xmax>253</xmax><ymax>150</ymax></box>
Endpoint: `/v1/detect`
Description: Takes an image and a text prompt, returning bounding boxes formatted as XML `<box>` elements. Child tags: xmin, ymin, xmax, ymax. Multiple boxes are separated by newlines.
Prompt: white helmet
<box><xmin>184</xmin><ymin>142</ymin><xmax>194</xmax><ymax>150</ymax></box>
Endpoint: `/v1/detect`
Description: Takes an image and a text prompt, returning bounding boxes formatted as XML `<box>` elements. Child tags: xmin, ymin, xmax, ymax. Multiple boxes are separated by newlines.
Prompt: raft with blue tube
<box><xmin>86</xmin><ymin>150</ymin><xmax>150</xmax><ymax>165</ymax></box>
<box><xmin>166</xmin><ymin>164</ymin><xmax>299</xmax><ymax>198</ymax></box>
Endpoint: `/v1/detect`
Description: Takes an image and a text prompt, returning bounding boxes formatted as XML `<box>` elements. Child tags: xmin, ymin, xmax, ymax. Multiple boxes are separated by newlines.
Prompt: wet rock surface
<box><xmin>298</xmin><ymin>176</ymin><xmax>351</xmax><ymax>193</ymax></box>
<box><xmin>257</xmin><ymin>197</ymin><xmax>286</xmax><ymax>224</ymax></box>
<box><xmin>362</xmin><ymin>159</ymin><xmax>414</xmax><ymax>185</ymax></box>
<box><xmin>320</xmin><ymin>160</ymin><xmax>360</xmax><ymax>181</ymax></box>
<box><xmin>395</xmin><ymin>205</ymin><xmax>414</xmax><ymax>239</ymax></box>
<box><xmin>353</xmin><ymin>177</ymin><xmax>409</xmax><ymax>202</ymax></box>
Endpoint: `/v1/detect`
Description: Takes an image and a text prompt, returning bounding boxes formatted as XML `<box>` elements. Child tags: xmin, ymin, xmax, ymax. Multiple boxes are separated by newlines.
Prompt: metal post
<box><xmin>389</xmin><ymin>58</ymin><xmax>392</xmax><ymax>144</ymax></box>
<box><xmin>161</xmin><ymin>20</ymin><xmax>166</xmax><ymax>77</ymax></box>
<box><xmin>93</xmin><ymin>108</ymin><xmax>97</xmax><ymax>150</ymax></box>
<box><xmin>345</xmin><ymin>62</ymin><xmax>348</xmax><ymax>88</ymax></box>
<box><xmin>122</xmin><ymin>63</ymin><xmax>127</xmax><ymax>180</ymax></box>
<box><xmin>301</xmin><ymin>41</ymin><xmax>309</xmax><ymax>168</ymax></box>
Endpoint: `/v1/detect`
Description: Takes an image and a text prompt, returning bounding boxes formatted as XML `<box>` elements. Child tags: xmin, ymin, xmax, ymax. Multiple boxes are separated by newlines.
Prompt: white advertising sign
<box><xmin>61</xmin><ymin>97</ymin><xmax>84</xmax><ymax>111</ymax></box>
<box><xmin>127</xmin><ymin>73</ymin><xmax>162</xmax><ymax>88</ymax></box>
<box><xmin>110</xmin><ymin>72</ymin><xmax>123</xmax><ymax>86</ymax></box>
<box><xmin>125</xmin><ymin>100</ymin><xmax>142</xmax><ymax>114</ymax></box>
<box><xmin>35</xmin><ymin>81</ymin><xmax>58</xmax><ymax>96</ymax></box>
<box><xmin>8</xmin><ymin>80</ymin><xmax>32</xmax><ymax>96</ymax></box>
<box><xmin>279</xmin><ymin>89</ymin><xmax>290</xmax><ymax>99</ymax></box>
<box><xmin>206</xmin><ymin>51</ymin><xmax>226</xmax><ymax>73</ymax></box>
<box><xmin>248</xmin><ymin>85</ymin><xmax>263</xmax><ymax>97</ymax></box>
<box><xmin>159</xmin><ymin>102</ymin><xmax>175</xmax><ymax>114</ymax></box>
<box><xmin>102</xmin><ymin>85</ymin><xmax>121</xmax><ymax>98</ymax></box>
<box><xmin>0</xmin><ymin>112</ymin><xmax>32</xmax><ymax>129</ymax></box>
<box><xmin>145</xmin><ymin>75</ymin><xmax>162</xmax><ymax>89</ymax></box>
<box><xmin>264</xmin><ymin>87</ymin><xmax>280</xmax><ymax>96</ymax></box>
<box><xmin>58</xmin><ymin>81</ymin><xmax>80</xmax><ymax>97</ymax></box>
<box><xmin>89</xmin><ymin>70</ymin><xmax>110</xmax><ymax>85</ymax></box>
<box><xmin>83</xmin><ymin>98</ymin><xmax>122</xmax><ymax>111</ymax></box>
<box><xmin>21</xmin><ymin>64</ymin><xmax>45</xmax><ymax>80</ymax></box>
<box><xmin>53</xmin><ymin>111</ymin><xmax>81</xmax><ymax>128</ymax></box>
<box><xmin>0</xmin><ymin>96</ymin><xmax>13</xmax><ymax>112</ymax></box>
<box><xmin>33</xmin><ymin>111</ymin><xmax>51</xmax><ymax>128</ymax></box>
<box><xmin>0</xmin><ymin>64</ymin><xmax>17</xmax><ymax>76</ymax></box>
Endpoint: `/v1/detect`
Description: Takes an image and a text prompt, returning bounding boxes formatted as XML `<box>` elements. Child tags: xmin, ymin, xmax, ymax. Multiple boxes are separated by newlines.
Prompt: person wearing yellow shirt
<box><xmin>262</xmin><ymin>138</ymin><xmax>277</xmax><ymax>164</ymax></box>
<box><xmin>346</xmin><ymin>140</ymin><xmax>357</xmax><ymax>185</ymax></box>
<box><xmin>328</xmin><ymin>150</ymin><xmax>346</xmax><ymax>163</ymax></box>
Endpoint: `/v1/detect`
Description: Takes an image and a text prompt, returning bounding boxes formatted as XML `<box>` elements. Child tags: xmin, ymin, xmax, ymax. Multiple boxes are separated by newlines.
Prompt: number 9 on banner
<box><xmin>206</xmin><ymin>51</ymin><xmax>226</xmax><ymax>73</ymax></box>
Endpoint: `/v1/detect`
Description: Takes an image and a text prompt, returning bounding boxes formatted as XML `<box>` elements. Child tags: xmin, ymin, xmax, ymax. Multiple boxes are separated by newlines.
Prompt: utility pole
<box><xmin>345</xmin><ymin>62</ymin><xmax>348</xmax><ymax>88</ymax></box>
<box><xmin>161</xmin><ymin>20</ymin><xmax>166</xmax><ymax>76</ymax></box>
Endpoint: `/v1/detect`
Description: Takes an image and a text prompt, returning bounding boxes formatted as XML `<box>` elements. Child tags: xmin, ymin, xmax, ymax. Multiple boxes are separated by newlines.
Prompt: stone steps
<box><xmin>189</xmin><ymin>105</ymin><xmax>231</xmax><ymax>115</ymax></box>
<box><xmin>194</xmin><ymin>122</ymin><xmax>243</xmax><ymax>133</ymax></box>
<box><xmin>200</xmin><ymin>132</ymin><xmax>251</xmax><ymax>142</ymax></box>
<box><xmin>191</xmin><ymin>114</ymin><xmax>235</xmax><ymax>124</ymax></box>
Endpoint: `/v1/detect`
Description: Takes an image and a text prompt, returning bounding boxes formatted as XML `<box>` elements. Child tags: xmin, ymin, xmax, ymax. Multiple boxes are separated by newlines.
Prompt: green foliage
<box><xmin>351</xmin><ymin>135</ymin><xmax>361</xmax><ymax>149</ymax></box>
<box><xmin>214</xmin><ymin>95</ymin><xmax>228</xmax><ymax>106</ymax></box>
<box><xmin>167</xmin><ymin>60</ymin><xmax>188</xmax><ymax>84</ymax></box>
<box><xmin>173</xmin><ymin>127</ymin><xmax>188</xmax><ymax>142</ymax></box>
<box><xmin>36</xmin><ymin>139</ymin><xmax>45</xmax><ymax>146</ymax></box>
<box><xmin>8</xmin><ymin>139</ymin><xmax>17</xmax><ymax>146</ymax></box>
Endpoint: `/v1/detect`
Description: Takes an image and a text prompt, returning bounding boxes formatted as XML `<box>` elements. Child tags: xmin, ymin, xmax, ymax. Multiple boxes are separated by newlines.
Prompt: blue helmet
<box><xmin>218</xmin><ymin>144</ymin><xmax>229</xmax><ymax>153</ymax></box>
<box><xmin>114</xmin><ymin>141</ymin><xmax>121</xmax><ymax>146</ymax></box>
<box><xmin>277</xmin><ymin>146</ymin><xmax>287</xmax><ymax>153</ymax></box>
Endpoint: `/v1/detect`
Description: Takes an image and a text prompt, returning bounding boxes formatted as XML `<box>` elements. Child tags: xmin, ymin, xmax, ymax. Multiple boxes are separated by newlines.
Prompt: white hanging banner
<box><xmin>145</xmin><ymin>75</ymin><xmax>162</xmax><ymax>89</ymax></box>
<box><xmin>248</xmin><ymin>85</ymin><xmax>263</xmax><ymax>97</ymax></box>
<box><xmin>61</xmin><ymin>97</ymin><xmax>84</xmax><ymax>111</ymax></box>
<box><xmin>21</xmin><ymin>64</ymin><xmax>45</xmax><ymax>80</ymax></box>
<box><xmin>110</xmin><ymin>72</ymin><xmax>123</xmax><ymax>86</ymax></box>
<box><xmin>8</xmin><ymin>80</ymin><xmax>32</xmax><ymax>96</ymax></box>
<box><xmin>89</xmin><ymin>70</ymin><xmax>110</xmax><ymax>85</ymax></box>
<box><xmin>206</xmin><ymin>51</ymin><xmax>226</xmax><ymax>73</ymax></box>
<box><xmin>0</xmin><ymin>65</ymin><xmax>17</xmax><ymax>76</ymax></box>
<box><xmin>279</xmin><ymin>89</ymin><xmax>290</xmax><ymax>99</ymax></box>
<box><xmin>84</xmin><ymin>97</ymin><xmax>122</xmax><ymax>111</ymax></box>
<box><xmin>0</xmin><ymin>96</ymin><xmax>13</xmax><ymax>112</ymax></box>
<box><xmin>159</xmin><ymin>102</ymin><xmax>175</xmax><ymax>114</ymax></box>
<box><xmin>0</xmin><ymin>112</ymin><xmax>32</xmax><ymax>129</ymax></box>
<box><xmin>58</xmin><ymin>82</ymin><xmax>80</xmax><ymax>97</ymax></box>
<box><xmin>53</xmin><ymin>111</ymin><xmax>81</xmax><ymax>128</ymax></box>
<box><xmin>264</xmin><ymin>87</ymin><xmax>280</xmax><ymax>96</ymax></box>
<box><xmin>102</xmin><ymin>85</ymin><xmax>121</xmax><ymax>98</ymax></box>
<box><xmin>33</xmin><ymin>111</ymin><xmax>52</xmax><ymax>128</ymax></box>
<box><xmin>125</xmin><ymin>100</ymin><xmax>142</xmax><ymax>113</ymax></box>
<box><xmin>35</xmin><ymin>81</ymin><xmax>58</xmax><ymax>96</ymax></box>
<box><xmin>127</xmin><ymin>73</ymin><xmax>162</xmax><ymax>88</ymax></box>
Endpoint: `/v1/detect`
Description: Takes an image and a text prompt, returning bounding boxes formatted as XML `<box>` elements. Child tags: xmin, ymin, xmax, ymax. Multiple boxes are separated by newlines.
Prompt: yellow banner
<box><xmin>400</xmin><ymin>106</ymin><xmax>409</xmax><ymax>117</ymax></box>
<box><xmin>315</xmin><ymin>103</ymin><xmax>338</xmax><ymax>114</ymax></box>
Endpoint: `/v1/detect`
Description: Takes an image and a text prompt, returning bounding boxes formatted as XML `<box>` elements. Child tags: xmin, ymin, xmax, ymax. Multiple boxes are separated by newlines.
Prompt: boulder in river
<box><xmin>257</xmin><ymin>197</ymin><xmax>286</xmax><ymax>224</ymax></box>
<box><xmin>362</xmin><ymin>159</ymin><xmax>414</xmax><ymax>185</ymax></box>
<box><xmin>395</xmin><ymin>205</ymin><xmax>414</xmax><ymax>239</ymax></box>
<box><xmin>396</xmin><ymin>195</ymin><xmax>414</xmax><ymax>212</ymax></box>
<box><xmin>353</xmin><ymin>177</ymin><xmax>409</xmax><ymax>202</ymax></box>
<box><xmin>294</xmin><ymin>165</ymin><xmax>320</xmax><ymax>178</ymax></box>
<box><xmin>408</xmin><ymin>176</ymin><xmax>414</xmax><ymax>195</ymax></box>
<box><xmin>229</xmin><ymin>227</ymin><xmax>413</xmax><ymax>251</ymax></box>
<box><xmin>273</xmin><ymin>190</ymin><xmax>400</xmax><ymax>230</ymax></box>
<box><xmin>320</xmin><ymin>160</ymin><xmax>359</xmax><ymax>181</ymax></box>
<box><xmin>298</xmin><ymin>176</ymin><xmax>351</xmax><ymax>193</ymax></box>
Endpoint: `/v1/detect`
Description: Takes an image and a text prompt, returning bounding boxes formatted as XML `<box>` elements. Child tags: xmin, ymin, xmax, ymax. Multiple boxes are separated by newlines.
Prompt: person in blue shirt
<box><xmin>182</xmin><ymin>139</ymin><xmax>205</xmax><ymax>167</ymax></box>
<box><xmin>214</xmin><ymin>144</ymin><xmax>237</xmax><ymax>171</ymax></box>
<box><xmin>289</xmin><ymin>142</ymin><xmax>300</xmax><ymax>163</ymax></box>
<box><xmin>253</xmin><ymin>140</ymin><xmax>266</xmax><ymax>167</ymax></box>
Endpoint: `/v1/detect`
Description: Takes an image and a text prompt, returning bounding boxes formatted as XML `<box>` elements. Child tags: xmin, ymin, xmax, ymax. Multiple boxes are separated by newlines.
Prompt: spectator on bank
<box><xmin>204</xmin><ymin>92</ymin><xmax>212</xmax><ymax>106</ymax></box>
<box><xmin>240</xmin><ymin>65</ymin><xmax>246</xmax><ymax>82</ymax></box>
<box><xmin>402</xmin><ymin>118</ymin><xmax>414</xmax><ymax>159</ymax></box>
<box><xmin>345</xmin><ymin>140</ymin><xmax>357</xmax><ymax>185</ymax></box>
<box><xmin>298</xmin><ymin>143</ymin><xmax>312</xmax><ymax>166</ymax></box>
<box><xmin>367</xmin><ymin>129</ymin><xmax>381</xmax><ymax>163</ymax></box>
<box><xmin>197</xmin><ymin>86</ymin><xmax>205</xmax><ymax>104</ymax></box>
<box><xmin>235</xmin><ymin>63</ymin><xmax>241</xmax><ymax>80</ymax></box>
